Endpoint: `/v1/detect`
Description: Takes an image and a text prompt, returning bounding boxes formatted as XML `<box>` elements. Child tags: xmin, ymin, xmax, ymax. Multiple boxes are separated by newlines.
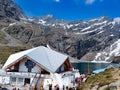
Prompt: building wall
<box><xmin>0</xmin><ymin>76</ymin><xmax>10</xmax><ymax>84</ymax></box>
<box><xmin>19</xmin><ymin>61</ymin><xmax>40</xmax><ymax>73</ymax></box>
<box><xmin>31</xmin><ymin>64</ymin><xmax>40</xmax><ymax>73</ymax></box>
<box><xmin>19</xmin><ymin>61</ymin><xmax>28</xmax><ymax>72</ymax></box>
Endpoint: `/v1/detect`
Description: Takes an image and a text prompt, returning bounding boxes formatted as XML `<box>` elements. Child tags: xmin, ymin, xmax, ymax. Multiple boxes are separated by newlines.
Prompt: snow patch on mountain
<box><xmin>110</xmin><ymin>34</ymin><xmax>114</xmax><ymax>37</ymax></box>
<box><xmin>73</xmin><ymin>20</ymin><xmax>109</xmax><ymax>35</ymax></box>
<box><xmin>38</xmin><ymin>19</ymin><xmax>46</xmax><ymax>25</ymax></box>
<box><xmin>97</xmin><ymin>31</ymin><xmax>104</xmax><ymax>34</ymax></box>
<box><xmin>94</xmin><ymin>20</ymin><xmax>108</xmax><ymax>25</ymax></box>
<box><xmin>114</xmin><ymin>17</ymin><xmax>120</xmax><ymax>24</ymax></box>
<box><xmin>110</xmin><ymin>39</ymin><xmax>120</xmax><ymax>56</ymax></box>
<box><xmin>81</xmin><ymin>26</ymin><xmax>91</xmax><ymax>32</ymax></box>
<box><xmin>66</xmin><ymin>24</ymin><xmax>73</xmax><ymax>29</ymax></box>
<box><xmin>9</xmin><ymin>23</ymin><xmax>16</xmax><ymax>26</ymax></box>
<box><xmin>93</xmin><ymin>39</ymin><xmax>120</xmax><ymax>62</ymax></box>
<box><xmin>78</xmin><ymin>29</ymin><xmax>98</xmax><ymax>35</ymax></box>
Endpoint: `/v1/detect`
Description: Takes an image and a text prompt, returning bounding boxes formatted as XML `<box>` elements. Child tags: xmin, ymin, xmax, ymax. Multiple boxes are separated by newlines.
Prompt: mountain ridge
<box><xmin>5</xmin><ymin>15</ymin><xmax>120</xmax><ymax>62</ymax></box>
<box><xmin>0</xmin><ymin>0</ymin><xmax>120</xmax><ymax>63</ymax></box>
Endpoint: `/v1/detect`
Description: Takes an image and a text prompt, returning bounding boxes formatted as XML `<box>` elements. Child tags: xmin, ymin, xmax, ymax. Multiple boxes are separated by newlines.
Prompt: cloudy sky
<box><xmin>13</xmin><ymin>0</ymin><xmax>120</xmax><ymax>20</ymax></box>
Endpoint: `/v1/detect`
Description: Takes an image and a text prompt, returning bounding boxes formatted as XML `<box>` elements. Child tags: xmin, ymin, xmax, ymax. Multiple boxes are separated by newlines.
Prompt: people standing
<box><xmin>49</xmin><ymin>84</ymin><xmax>52</xmax><ymax>90</ymax></box>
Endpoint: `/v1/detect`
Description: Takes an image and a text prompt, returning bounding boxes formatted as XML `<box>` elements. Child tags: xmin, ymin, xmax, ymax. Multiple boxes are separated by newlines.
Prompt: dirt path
<box><xmin>0</xmin><ymin>27</ymin><xmax>23</xmax><ymax>46</ymax></box>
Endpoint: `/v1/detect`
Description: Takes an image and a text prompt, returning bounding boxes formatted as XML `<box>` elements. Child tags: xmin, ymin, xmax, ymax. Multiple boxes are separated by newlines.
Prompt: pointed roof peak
<box><xmin>3</xmin><ymin>46</ymin><xmax>68</xmax><ymax>73</ymax></box>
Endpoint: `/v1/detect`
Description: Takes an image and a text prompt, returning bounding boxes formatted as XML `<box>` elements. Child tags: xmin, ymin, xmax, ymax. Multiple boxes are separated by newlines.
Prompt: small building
<box><xmin>0</xmin><ymin>46</ymin><xmax>80</xmax><ymax>90</ymax></box>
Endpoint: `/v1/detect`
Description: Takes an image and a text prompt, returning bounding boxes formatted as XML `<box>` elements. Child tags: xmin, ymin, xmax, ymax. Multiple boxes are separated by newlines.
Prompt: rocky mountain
<box><xmin>0</xmin><ymin>0</ymin><xmax>26</xmax><ymax>21</ymax></box>
<box><xmin>4</xmin><ymin>15</ymin><xmax>120</xmax><ymax>62</ymax></box>
<box><xmin>92</xmin><ymin>39</ymin><xmax>120</xmax><ymax>63</ymax></box>
<box><xmin>66</xmin><ymin>16</ymin><xmax>120</xmax><ymax>60</ymax></box>
<box><xmin>28</xmin><ymin>14</ymin><xmax>69</xmax><ymax>27</ymax></box>
<box><xmin>0</xmin><ymin>0</ymin><xmax>120</xmax><ymax>63</ymax></box>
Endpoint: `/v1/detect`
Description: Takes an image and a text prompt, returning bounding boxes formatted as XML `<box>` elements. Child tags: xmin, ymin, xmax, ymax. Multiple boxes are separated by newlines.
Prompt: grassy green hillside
<box><xmin>0</xmin><ymin>31</ymin><xmax>8</xmax><ymax>44</ymax></box>
<box><xmin>78</xmin><ymin>68</ymin><xmax>120</xmax><ymax>90</ymax></box>
<box><xmin>0</xmin><ymin>46</ymin><xmax>30</xmax><ymax>64</ymax></box>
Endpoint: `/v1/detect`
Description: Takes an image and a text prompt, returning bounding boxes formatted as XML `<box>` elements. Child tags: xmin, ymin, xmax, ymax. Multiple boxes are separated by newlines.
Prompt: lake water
<box><xmin>71</xmin><ymin>62</ymin><xmax>120</xmax><ymax>73</ymax></box>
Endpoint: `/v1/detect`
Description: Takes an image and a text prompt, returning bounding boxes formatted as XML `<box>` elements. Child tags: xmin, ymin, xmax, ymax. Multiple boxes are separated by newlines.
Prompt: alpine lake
<box><xmin>71</xmin><ymin>62</ymin><xmax>120</xmax><ymax>74</ymax></box>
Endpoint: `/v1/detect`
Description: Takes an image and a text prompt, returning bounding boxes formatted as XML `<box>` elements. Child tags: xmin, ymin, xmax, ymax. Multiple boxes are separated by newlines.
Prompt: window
<box><xmin>25</xmin><ymin>78</ymin><xmax>30</xmax><ymax>84</ymax></box>
<box><xmin>18</xmin><ymin>78</ymin><xmax>23</xmax><ymax>82</ymax></box>
<box><xmin>11</xmin><ymin>77</ymin><xmax>16</xmax><ymax>82</ymax></box>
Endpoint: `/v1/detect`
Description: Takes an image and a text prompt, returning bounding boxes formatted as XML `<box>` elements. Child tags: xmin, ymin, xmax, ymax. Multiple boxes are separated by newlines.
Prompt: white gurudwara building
<box><xmin>0</xmin><ymin>46</ymin><xmax>80</xmax><ymax>90</ymax></box>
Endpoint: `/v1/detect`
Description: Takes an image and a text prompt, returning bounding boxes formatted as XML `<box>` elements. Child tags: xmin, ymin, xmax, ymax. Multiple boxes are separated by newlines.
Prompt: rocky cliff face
<box><xmin>0</xmin><ymin>0</ymin><xmax>120</xmax><ymax>62</ymax></box>
<box><xmin>0</xmin><ymin>0</ymin><xmax>26</xmax><ymax>21</ymax></box>
<box><xmin>66</xmin><ymin>16</ymin><xmax>120</xmax><ymax>60</ymax></box>
<box><xmin>4</xmin><ymin>16</ymin><xmax>120</xmax><ymax>62</ymax></box>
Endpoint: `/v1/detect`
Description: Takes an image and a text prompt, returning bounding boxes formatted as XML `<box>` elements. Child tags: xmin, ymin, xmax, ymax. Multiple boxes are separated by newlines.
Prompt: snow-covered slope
<box><xmin>67</xmin><ymin>16</ymin><xmax>116</xmax><ymax>35</ymax></box>
<box><xmin>110</xmin><ymin>39</ymin><xmax>120</xmax><ymax>56</ymax></box>
<box><xmin>27</xmin><ymin>14</ymin><xmax>69</xmax><ymax>27</ymax></box>
<box><xmin>114</xmin><ymin>17</ymin><xmax>120</xmax><ymax>24</ymax></box>
<box><xmin>93</xmin><ymin>39</ymin><xmax>120</xmax><ymax>63</ymax></box>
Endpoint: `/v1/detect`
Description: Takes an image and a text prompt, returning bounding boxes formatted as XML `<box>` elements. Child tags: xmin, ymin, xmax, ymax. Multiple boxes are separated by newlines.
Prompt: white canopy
<box><xmin>3</xmin><ymin>46</ymin><xmax>68</xmax><ymax>73</ymax></box>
